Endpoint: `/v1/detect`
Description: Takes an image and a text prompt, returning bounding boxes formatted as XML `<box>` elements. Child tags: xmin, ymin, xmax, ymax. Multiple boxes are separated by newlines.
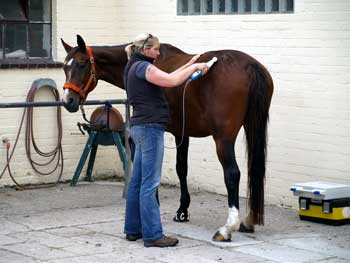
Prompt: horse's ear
<box><xmin>61</xmin><ymin>38</ymin><xmax>72</xmax><ymax>53</ymax></box>
<box><xmin>77</xmin><ymin>34</ymin><xmax>87</xmax><ymax>53</ymax></box>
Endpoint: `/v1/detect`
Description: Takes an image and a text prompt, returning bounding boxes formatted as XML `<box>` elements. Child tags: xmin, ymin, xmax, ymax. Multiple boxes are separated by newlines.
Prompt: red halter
<box><xmin>63</xmin><ymin>47</ymin><xmax>97</xmax><ymax>100</ymax></box>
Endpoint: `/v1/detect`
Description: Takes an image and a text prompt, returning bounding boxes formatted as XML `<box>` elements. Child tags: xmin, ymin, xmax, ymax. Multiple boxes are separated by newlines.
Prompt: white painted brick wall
<box><xmin>1</xmin><ymin>0</ymin><xmax>349</xmax><ymax>208</ymax></box>
<box><xmin>114</xmin><ymin>0</ymin><xmax>350</xmax><ymax>208</ymax></box>
<box><xmin>0</xmin><ymin>69</ymin><xmax>125</xmax><ymax>187</ymax></box>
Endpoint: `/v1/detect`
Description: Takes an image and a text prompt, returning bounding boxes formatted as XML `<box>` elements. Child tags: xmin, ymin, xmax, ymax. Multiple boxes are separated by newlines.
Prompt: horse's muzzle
<box><xmin>63</xmin><ymin>101</ymin><xmax>79</xmax><ymax>112</ymax></box>
<box><xmin>62</xmin><ymin>89</ymin><xmax>80</xmax><ymax>112</ymax></box>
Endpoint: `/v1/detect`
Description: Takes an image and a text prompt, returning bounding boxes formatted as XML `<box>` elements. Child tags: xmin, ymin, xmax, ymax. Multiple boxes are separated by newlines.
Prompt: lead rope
<box><xmin>80</xmin><ymin>101</ymin><xmax>112</xmax><ymax>129</ymax></box>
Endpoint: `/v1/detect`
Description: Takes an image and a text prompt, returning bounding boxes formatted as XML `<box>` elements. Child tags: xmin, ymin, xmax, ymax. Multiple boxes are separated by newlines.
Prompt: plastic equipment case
<box><xmin>290</xmin><ymin>181</ymin><xmax>350</xmax><ymax>225</ymax></box>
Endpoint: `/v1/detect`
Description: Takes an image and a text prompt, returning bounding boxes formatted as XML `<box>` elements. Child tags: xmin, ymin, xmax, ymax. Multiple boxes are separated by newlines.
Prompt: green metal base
<box><xmin>70</xmin><ymin>131</ymin><xmax>125</xmax><ymax>186</ymax></box>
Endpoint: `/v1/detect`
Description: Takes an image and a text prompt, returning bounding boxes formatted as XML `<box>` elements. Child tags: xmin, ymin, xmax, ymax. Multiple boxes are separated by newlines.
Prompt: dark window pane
<box><xmin>5</xmin><ymin>24</ymin><xmax>27</xmax><ymax>59</ymax></box>
<box><xmin>286</xmin><ymin>0</ymin><xmax>294</xmax><ymax>11</ymax></box>
<box><xmin>272</xmin><ymin>0</ymin><xmax>279</xmax><ymax>12</ymax></box>
<box><xmin>231</xmin><ymin>0</ymin><xmax>238</xmax><ymax>12</ymax></box>
<box><xmin>179</xmin><ymin>0</ymin><xmax>188</xmax><ymax>14</ymax></box>
<box><xmin>218</xmin><ymin>0</ymin><xmax>225</xmax><ymax>13</ymax></box>
<box><xmin>258</xmin><ymin>0</ymin><xmax>265</xmax><ymax>12</ymax></box>
<box><xmin>0</xmin><ymin>0</ymin><xmax>27</xmax><ymax>21</ymax></box>
<box><xmin>193</xmin><ymin>0</ymin><xmax>200</xmax><ymax>13</ymax></box>
<box><xmin>244</xmin><ymin>0</ymin><xmax>251</xmax><ymax>12</ymax></box>
<box><xmin>29</xmin><ymin>24</ymin><xmax>49</xmax><ymax>57</ymax></box>
<box><xmin>207</xmin><ymin>0</ymin><xmax>213</xmax><ymax>13</ymax></box>
<box><xmin>0</xmin><ymin>26</ymin><xmax>3</xmax><ymax>59</ymax></box>
<box><xmin>29</xmin><ymin>0</ymin><xmax>50</xmax><ymax>21</ymax></box>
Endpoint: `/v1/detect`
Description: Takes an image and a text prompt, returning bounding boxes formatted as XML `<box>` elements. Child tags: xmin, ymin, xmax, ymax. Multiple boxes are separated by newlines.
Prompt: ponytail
<box><xmin>125</xmin><ymin>44</ymin><xmax>135</xmax><ymax>60</ymax></box>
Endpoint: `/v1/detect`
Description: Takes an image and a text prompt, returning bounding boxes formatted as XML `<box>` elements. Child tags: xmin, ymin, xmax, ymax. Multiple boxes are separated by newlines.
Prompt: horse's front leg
<box><xmin>173</xmin><ymin>136</ymin><xmax>190</xmax><ymax>222</ymax></box>
<box><xmin>212</xmin><ymin>138</ymin><xmax>241</xmax><ymax>241</ymax></box>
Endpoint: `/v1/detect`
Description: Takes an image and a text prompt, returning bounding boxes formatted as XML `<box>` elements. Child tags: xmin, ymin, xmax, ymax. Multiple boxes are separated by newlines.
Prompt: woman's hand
<box><xmin>189</xmin><ymin>54</ymin><xmax>201</xmax><ymax>64</ymax></box>
<box><xmin>196</xmin><ymin>62</ymin><xmax>209</xmax><ymax>75</ymax></box>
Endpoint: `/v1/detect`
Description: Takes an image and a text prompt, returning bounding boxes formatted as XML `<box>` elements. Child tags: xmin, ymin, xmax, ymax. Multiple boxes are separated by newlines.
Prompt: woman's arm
<box><xmin>145</xmin><ymin>62</ymin><xmax>208</xmax><ymax>88</ymax></box>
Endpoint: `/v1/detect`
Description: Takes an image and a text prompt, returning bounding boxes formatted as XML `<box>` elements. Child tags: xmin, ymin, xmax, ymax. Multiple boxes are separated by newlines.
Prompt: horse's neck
<box><xmin>93</xmin><ymin>44</ymin><xmax>187</xmax><ymax>88</ymax></box>
<box><xmin>156</xmin><ymin>44</ymin><xmax>190</xmax><ymax>72</ymax></box>
<box><xmin>158</xmin><ymin>44</ymin><xmax>188</xmax><ymax>61</ymax></box>
<box><xmin>93</xmin><ymin>45</ymin><xmax>128</xmax><ymax>89</ymax></box>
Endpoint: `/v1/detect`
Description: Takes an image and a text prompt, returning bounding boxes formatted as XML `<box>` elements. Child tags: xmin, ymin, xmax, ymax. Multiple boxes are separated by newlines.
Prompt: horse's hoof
<box><xmin>173</xmin><ymin>211</ymin><xmax>189</xmax><ymax>222</ymax></box>
<box><xmin>212</xmin><ymin>231</ymin><xmax>231</xmax><ymax>242</ymax></box>
<box><xmin>238</xmin><ymin>222</ymin><xmax>255</xmax><ymax>233</ymax></box>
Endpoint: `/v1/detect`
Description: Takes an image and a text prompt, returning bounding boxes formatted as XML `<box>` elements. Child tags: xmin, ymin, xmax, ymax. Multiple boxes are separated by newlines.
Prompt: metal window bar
<box><xmin>212</xmin><ymin>0</ymin><xmax>225</xmax><ymax>14</ymax></box>
<box><xmin>189</xmin><ymin>0</ymin><xmax>201</xmax><ymax>15</ymax></box>
<box><xmin>177</xmin><ymin>0</ymin><xmax>188</xmax><ymax>15</ymax></box>
<box><xmin>252</xmin><ymin>0</ymin><xmax>265</xmax><ymax>13</ymax></box>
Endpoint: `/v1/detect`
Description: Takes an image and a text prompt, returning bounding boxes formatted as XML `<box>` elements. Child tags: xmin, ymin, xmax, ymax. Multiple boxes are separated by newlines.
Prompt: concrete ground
<box><xmin>0</xmin><ymin>181</ymin><xmax>349</xmax><ymax>263</ymax></box>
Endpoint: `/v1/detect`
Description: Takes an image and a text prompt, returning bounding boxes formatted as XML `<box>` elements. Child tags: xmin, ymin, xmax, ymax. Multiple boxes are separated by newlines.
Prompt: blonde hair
<box><xmin>125</xmin><ymin>33</ymin><xmax>159</xmax><ymax>59</ymax></box>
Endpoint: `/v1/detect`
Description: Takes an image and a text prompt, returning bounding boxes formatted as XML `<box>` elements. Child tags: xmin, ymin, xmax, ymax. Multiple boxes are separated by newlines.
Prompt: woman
<box><xmin>123</xmin><ymin>33</ymin><xmax>208</xmax><ymax>248</ymax></box>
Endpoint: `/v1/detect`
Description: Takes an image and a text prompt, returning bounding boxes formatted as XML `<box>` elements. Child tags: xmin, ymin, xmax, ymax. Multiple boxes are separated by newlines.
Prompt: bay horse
<box><xmin>61</xmin><ymin>35</ymin><xmax>273</xmax><ymax>241</ymax></box>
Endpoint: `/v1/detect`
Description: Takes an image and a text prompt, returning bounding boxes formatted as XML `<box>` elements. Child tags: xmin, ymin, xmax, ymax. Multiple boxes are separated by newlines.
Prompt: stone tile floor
<box><xmin>0</xmin><ymin>181</ymin><xmax>349</xmax><ymax>263</ymax></box>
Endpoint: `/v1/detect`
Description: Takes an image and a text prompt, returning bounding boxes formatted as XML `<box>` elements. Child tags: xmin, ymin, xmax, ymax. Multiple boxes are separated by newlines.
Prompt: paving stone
<box><xmin>45</xmin><ymin>226</ymin><xmax>96</xmax><ymax>237</ymax></box>
<box><xmin>0</xmin><ymin>235</ymin><xmax>21</xmax><ymax>246</ymax></box>
<box><xmin>165</xmin><ymin>220</ymin><xmax>262</xmax><ymax>248</ymax></box>
<box><xmin>0</xmin><ymin>218</ymin><xmax>29</xmax><ymax>235</ymax></box>
<box><xmin>1</xmin><ymin>182</ymin><xmax>349</xmax><ymax>263</ymax></box>
<box><xmin>0</xmin><ymin>249</ymin><xmax>41</xmax><ymax>263</ymax></box>
<box><xmin>153</xmin><ymin>244</ymin><xmax>270</xmax><ymax>263</ymax></box>
<box><xmin>234</xmin><ymin>242</ymin><xmax>334</xmax><ymax>263</ymax></box>
<box><xmin>2</xmin><ymin>242</ymin><xmax>78</xmax><ymax>261</ymax></box>
<box><xmin>316</xmin><ymin>258</ymin><xmax>349</xmax><ymax>263</ymax></box>
<box><xmin>272</xmin><ymin>236</ymin><xmax>350</xmax><ymax>260</ymax></box>
<box><xmin>9</xmin><ymin>231</ymin><xmax>81</xmax><ymax>249</ymax></box>
<box><xmin>46</xmin><ymin>252</ymin><xmax>161</xmax><ymax>263</ymax></box>
<box><xmin>9</xmin><ymin>206</ymin><xmax>122</xmax><ymax>231</ymax></box>
<box><xmin>62</xmin><ymin>232</ymin><xmax>141</xmax><ymax>255</ymax></box>
<box><xmin>77</xmin><ymin>220</ymin><xmax>123</xmax><ymax>238</ymax></box>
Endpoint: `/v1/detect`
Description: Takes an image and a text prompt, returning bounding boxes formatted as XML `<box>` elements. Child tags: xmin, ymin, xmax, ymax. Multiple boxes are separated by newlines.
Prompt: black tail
<box><xmin>244</xmin><ymin>63</ymin><xmax>273</xmax><ymax>225</ymax></box>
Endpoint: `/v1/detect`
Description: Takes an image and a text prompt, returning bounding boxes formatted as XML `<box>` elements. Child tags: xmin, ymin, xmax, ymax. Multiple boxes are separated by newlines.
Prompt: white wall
<box><xmin>0</xmin><ymin>0</ymin><xmax>349</xmax><ymax>208</ymax></box>
<box><xmin>0</xmin><ymin>0</ymin><xmax>126</xmax><ymax>187</ymax></box>
<box><xmin>114</xmin><ymin>0</ymin><xmax>350</xmax><ymax>207</ymax></box>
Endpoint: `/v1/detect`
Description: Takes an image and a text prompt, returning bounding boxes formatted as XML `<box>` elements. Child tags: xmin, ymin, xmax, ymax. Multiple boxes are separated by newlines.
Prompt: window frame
<box><xmin>0</xmin><ymin>0</ymin><xmax>60</xmax><ymax>68</ymax></box>
<box><xmin>177</xmin><ymin>0</ymin><xmax>294</xmax><ymax>15</ymax></box>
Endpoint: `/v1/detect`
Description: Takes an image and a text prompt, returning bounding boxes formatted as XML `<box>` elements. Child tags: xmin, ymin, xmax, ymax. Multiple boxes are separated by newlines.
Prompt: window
<box><xmin>177</xmin><ymin>0</ymin><xmax>294</xmax><ymax>15</ymax></box>
<box><xmin>0</xmin><ymin>0</ymin><xmax>52</xmax><ymax>62</ymax></box>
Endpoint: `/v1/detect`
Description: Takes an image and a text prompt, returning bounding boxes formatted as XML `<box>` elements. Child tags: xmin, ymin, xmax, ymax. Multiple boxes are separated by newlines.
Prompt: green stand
<box><xmin>70</xmin><ymin>130</ymin><xmax>125</xmax><ymax>186</ymax></box>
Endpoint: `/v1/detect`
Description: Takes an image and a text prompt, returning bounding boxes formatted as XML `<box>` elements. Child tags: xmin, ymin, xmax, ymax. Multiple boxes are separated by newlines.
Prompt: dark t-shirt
<box><xmin>125</xmin><ymin>55</ymin><xmax>169</xmax><ymax>126</ymax></box>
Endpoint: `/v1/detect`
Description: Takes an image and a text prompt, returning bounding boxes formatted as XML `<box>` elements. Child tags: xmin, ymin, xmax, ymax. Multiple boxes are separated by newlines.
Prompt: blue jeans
<box><xmin>124</xmin><ymin>124</ymin><xmax>164</xmax><ymax>241</ymax></box>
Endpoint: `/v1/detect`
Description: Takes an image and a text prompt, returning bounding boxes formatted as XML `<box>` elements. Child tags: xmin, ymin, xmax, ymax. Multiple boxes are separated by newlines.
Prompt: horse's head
<box><xmin>61</xmin><ymin>35</ymin><xmax>97</xmax><ymax>112</ymax></box>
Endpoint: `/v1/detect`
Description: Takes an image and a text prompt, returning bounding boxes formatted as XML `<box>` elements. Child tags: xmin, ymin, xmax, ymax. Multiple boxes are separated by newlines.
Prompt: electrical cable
<box><xmin>165</xmin><ymin>56</ymin><xmax>218</xmax><ymax>150</ymax></box>
<box><xmin>165</xmin><ymin>79</ymin><xmax>192</xmax><ymax>150</ymax></box>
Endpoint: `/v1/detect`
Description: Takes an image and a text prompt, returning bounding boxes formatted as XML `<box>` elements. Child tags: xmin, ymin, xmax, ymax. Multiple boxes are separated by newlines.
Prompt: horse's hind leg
<box><xmin>239</xmin><ymin>211</ymin><xmax>255</xmax><ymax>233</ymax></box>
<box><xmin>173</xmin><ymin>136</ymin><xmax>190</xmax><ymax>222</ymax></box>
<box><xmin>212</xmin><ymin>138</ymin><xmax>241</xmax><ymax>242</ymax></box>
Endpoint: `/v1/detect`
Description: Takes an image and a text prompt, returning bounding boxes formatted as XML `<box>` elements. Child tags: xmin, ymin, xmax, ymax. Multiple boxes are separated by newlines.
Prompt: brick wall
<box><xmin>0</xmin><ymin>0</ymin><xmax>126</xmax><ymax>188</ymax></box>
<box><xmin>115</xmin><ymin>0</ymin><xmax>350</xmax><ymax>207</ymax></box>
<box><xmin>1</xmin><ymin>0</ymin><xmax>349</xmax><ymax>208</ymax></box>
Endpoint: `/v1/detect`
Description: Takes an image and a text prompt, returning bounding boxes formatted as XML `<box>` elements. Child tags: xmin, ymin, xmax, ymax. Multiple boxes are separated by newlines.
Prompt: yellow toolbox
<box><xmin>290</xmin><ymin>181</ymin><xmax>350</xmax><ymax>225</ymax></box>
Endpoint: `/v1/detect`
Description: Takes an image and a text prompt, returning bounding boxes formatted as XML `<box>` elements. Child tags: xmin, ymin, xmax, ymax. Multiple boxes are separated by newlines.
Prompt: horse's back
<box><xmin>158</xmin><ymin>44</ymin><xmax>273</xmax><ymax>137</ymax></box>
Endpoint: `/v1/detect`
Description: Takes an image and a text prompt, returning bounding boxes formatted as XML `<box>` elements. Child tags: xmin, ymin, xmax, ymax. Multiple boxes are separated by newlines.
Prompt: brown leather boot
<box><xmin>144</xmin><ymin>235</ymin><xmax>179</xmax><ymax>248</ymax></box>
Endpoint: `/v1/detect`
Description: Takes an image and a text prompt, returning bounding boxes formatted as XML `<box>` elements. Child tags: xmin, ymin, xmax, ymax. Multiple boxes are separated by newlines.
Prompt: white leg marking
<box><xmin>218</xmin><ymin>207</ymin><xmax>241</xmax><ymax>239</ymax></box>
